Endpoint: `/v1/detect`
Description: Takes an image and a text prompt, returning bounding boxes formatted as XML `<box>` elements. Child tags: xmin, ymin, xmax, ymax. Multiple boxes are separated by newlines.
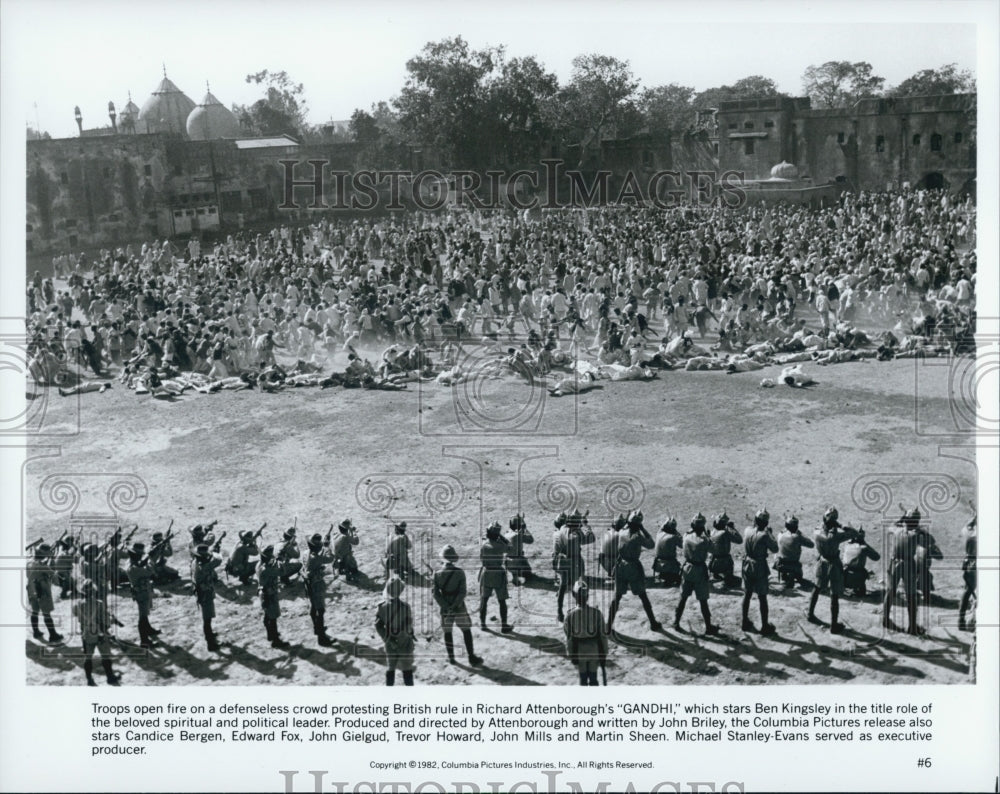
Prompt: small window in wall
<box><xmin>728</xmin><ymin>123</ymin><xmax>737</xmax><ymax>130</ymax></box>
<box><xmin>144</xmin><ymin>164</ymin><xmax>153</xmax><ymax>176</ymax></box>
<box><xmin>744</xmin><ymin>121</ymin><xmax>754</xmax><ymax>129</ymax></box>
<box><xmin>68</xmin><ymin>235</ymin><xmax>78</xmax><ymax>247</ymax></box>
<box><xmin>744</xmin><ymin>139</ymin><xmax>755</xmax><ymax>155</ymax></box>
<box><xmin>875</xmin><ymin>135</ymin><xmax>885</xmax><ymax>153</ymax></box>
<box><xmin>837</xmin><ymin>132</ymin><xmax>845</xmax><ymax>144</ymax></box>
<box><xmin>954</xmin><ymin>132</ymin><xmax>963</xmax><ymax>144</ymax></box>
<box><xmin>912</xmin><ymin>134</ymin><xmax>921</xmax><ymax>146</ymax></box>
<box><xmin>60</xmin><ymin>172</ymin><xmax>69</xmax><ymax>185</ymax></box>
<box><xmin>930</xmin><ymin>133</ymin><xmax>942</xmax><ymax>151</ymax></box>
<box><xmin>173</xmin><ymin>164</ymin><xmax>183</xmax><ymax>176</ymax></box>
<box><xmin>713</xmin><ymin>142</ymin><xmax>719</xmax><ymax>155</ymax></box>
<box><xmin>764</xmin><ymin>119</ymin><xmax>775</xmax><ymax>128</ymax></box>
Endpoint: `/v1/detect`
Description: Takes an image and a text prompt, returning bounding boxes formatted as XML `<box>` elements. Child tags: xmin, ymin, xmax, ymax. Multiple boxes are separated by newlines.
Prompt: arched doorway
<box><xmin>918</xmin><ymin>172</ymin><xmax>948</xmax><ymax>190</ymax></box>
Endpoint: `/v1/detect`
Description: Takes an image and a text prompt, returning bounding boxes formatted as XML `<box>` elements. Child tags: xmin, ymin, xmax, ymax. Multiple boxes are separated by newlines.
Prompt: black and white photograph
<box><xmin>1</xmin><ymin>0</ymin><xmax>997</xmax><ymax>791</ymax></box>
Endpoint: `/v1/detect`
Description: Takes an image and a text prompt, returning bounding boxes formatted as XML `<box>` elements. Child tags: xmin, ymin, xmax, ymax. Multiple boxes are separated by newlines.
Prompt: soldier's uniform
<box><xmin>809</xmin><ymin>508</ymin><xmax>853</xmax><ymax>634</ymax></box>
<box><xmin>53</xmin><ymin>537</ymin><xmax>78</xmax><ymax>599</ymax></box>
<box><xmin>598</xmin><ymin>515</ymin><xmax>626</xmax><ymax>578</ymax></box>
<box><xmin>914</xmin><ymin>532</ymin><xmax>943</xmax><ymax>602</ymax></box>
<box><xmin>741</xmin><ymin>512</ymin><xmax>778</xmax><ymax>635</ymax></box>
<box><xmin>127</xmin><ymin>543</ymin><xmax>159</xmax><ymax>648</ymax></box>
<box><xmin>841</xmin><ymin>533</ymin><xmax>880</xmax><ymax>596</ymax></box>
<box><xmin>149</xmin><ymin>531</ymin><xmax>179</xmax><ymax>584</ymax></box>
<box><xmin>227</xmin><ymin>531</ymin><xmax>261</xmax><ymax>585</ymax></box>
<box><xmin>74</xmin><ymin>581</ymin><xmax>119</xmax><ymax>686</ymax></box>
<box><xmin>883</xmin><ymin>511</ymin><xmax>922</xmax><ymax>635</ymax></box>
<box><xmin>78</xmin><ymin>544</ymin><xmax>108</xmax><ymax>598</ymax></box>
<box><xmin>674</xmin><ymin>514</ymin><xmax>719</xmax><ymax>635</ymax></box>
<box><xmin>479</xmin><ymin>523</ymin><xmax>513</xmax><ymax>633</ymax></box>
<box><xmin>304</xmin><ymin>533</ymin><xmax>335</xmax><ymax>646</ymax></box>
<box><xmin>26</xmin><ymin>545</ymin><xmax>63</xmax><ymax>643</ymax></box>
<box><xmin>959</xmin><ymin>517</ymin><xmax>977</xmax><ymax>631</ymax></box>
<box><xmin>376</xmin><ymin>576</ymin><xmax>415</xmax><ymax>685</ymax></box>
<box><xmin>709</xmin><ymin>514</ymin><xmax>743</xmax><ymax>588</ymax></box>
<box><xmin>384</xmin><ymin>523</ymin><xmax>412</xmax><ymax>579</ymax></box>
<box><xmin>193</xmin><ymin>544</ymin><xmax>223</xmax><ymax>651</ymax></box>
<box><xmin>433</xmin><ymin>545</ymin><xmax>482</xmax><ymax>665</ymax></box>
<box><xmin>607</xmin><ymin>511</ymin><xmax>661</xmax><ymax>632</ymax></box>
<box><xmin>503</xmin><ymin>515</ymin><xmax>534</xmax><ymax>584</ymax></box>
<box><xmin>277</xmin><ymin>528</ymin><xmax>303</xmax><ymax>586</ymax></box>
<box><xmin>258</xmin><ymin>546</ymin><xmax>288</xmax><ymax>648</ymax></box>
<box><xmin>564</xmin><ymin>580</ymin><xmax>608</xmax><ymax>686</ymax></box>
<box><xmin>652</xmin><ymin>520</ymin><xmax>682</xmax><ymax>586</ymax></box>
<box><xmin>553</xmin><ymin>511</ymin><xmax>595</xmax><ymax>623</ymax></box>
<box><xmin>333</xmin><ymin>519</ymin><xmax>360</xmax><ymax>581</ymax></box>
<box><xmin>775</xmin><ymin>519</ymin><xmax>815</xmax><ymax>588</ymax></box>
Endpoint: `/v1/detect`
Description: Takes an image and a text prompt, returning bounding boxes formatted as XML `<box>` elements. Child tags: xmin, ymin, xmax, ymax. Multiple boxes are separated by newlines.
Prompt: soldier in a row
<box><xmin>433</xmin><ymin>545</ymin><xmax>483</xmax><ymax>666</ymax></box>
<box><xmin>27</xmin><ymin>544</ymin><xmax>63</xmax><ymax>644</ymax></box>
<box><xmin>674</xmin><ymin>514</ymin><xmax>720</xmax><ymax>635</ymax></box>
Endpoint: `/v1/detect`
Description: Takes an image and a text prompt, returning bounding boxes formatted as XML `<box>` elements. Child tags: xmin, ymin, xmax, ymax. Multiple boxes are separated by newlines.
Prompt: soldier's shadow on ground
<box><xmin>495</xmin><ymin>629</ymin><xmax>566</xmax><ymax>658</ymax></box>
<box><xmin>217</xmin><ymin>643</ymin><xmax>298</xmax><ymax>680</ymax></box>
<box><xmin>843</xmin><ymin>627</ymin><xmax>970</xmax><ymax>674</ymax></box>
<box><xmin>216</xmin><ymin>582</ymin><xmax>258</xmax><ymax>604</ymax></box>
<box><xmin>287</xmin><ymin>642</ymin><xmax>363</xmax><ymax>678</ymax></box>
<box><xmin>339</xmin><ymin>573</ymin><xmax>384</xmax><ymax>593</ymax></box>
<box><xmin>145</xmin><ymin>640</ymin><xmax>231</xmax><ymax>682</ymax></box>
<box><xmin>24</xmin><ymin>640</ymin><xmax>79</xmax><ymax>674</ymax></box>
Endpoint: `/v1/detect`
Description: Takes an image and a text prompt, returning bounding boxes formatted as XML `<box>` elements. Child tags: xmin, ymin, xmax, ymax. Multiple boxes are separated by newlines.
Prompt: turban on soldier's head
<box><xmin>385</xmin><ymin>576</ymin><xmax>405</xmax><ymax>598</ymax></box>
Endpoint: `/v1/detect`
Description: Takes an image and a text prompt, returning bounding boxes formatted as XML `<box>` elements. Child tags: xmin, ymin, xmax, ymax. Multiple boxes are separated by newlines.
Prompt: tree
<box><xmin>484</xmin><ymin>54</ymin><xmax>558</xmax><ymax>165</ymax></box>
<box><xmin>26</xmin><ymin>126</ymin><xmax>51</xmax><ymax>141</ymax></box>
<box><xmin>394</xmin><ymin>36</ymin><xmax>497</xmax><ymax>168</ymax></box>
<box><xmin>888</xmin><ymin>63</ymin><xmax>976</xmax><ymax>97</ymax></box>
<box><xmin>232</xmin><ymin>70</ymin><xmax>313</xmax><ymax>139</ymax></box>
<box><xmin>802</xmin><ymin>61</ymin><xmax>885</xmax><ymax>108</ymax></box>
<box><xmin>545</xmin><ymin>54</ymin><xmax>640</xmax><ymax>167</ymax></box>
<box><xmin>694</xmin><ymin>75</ymin><xmax>784</xmax><ymax>108</ymax></box>
<box><xmin>640</xmin><ymin>83</ymin><xmax>695</xmax><ymax>138</ymax></box>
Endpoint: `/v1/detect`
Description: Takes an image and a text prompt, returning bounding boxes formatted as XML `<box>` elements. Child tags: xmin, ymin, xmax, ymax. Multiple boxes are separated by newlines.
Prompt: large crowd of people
<box><xmin>26</xmin><ymin>186</ymin><xmax>976</xmax><ymax>397</ymax></box>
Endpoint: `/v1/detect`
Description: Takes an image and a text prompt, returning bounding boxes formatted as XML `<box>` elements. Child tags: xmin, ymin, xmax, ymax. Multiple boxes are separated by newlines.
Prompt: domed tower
<box><xmin>186</xmin><ymin>83</ymin><xmax>242</xmax><ymax>140</ymax></box>
<box><xmin>138</xmin><ymin>67</ymin><xmax>196</xmax><ymax>136</ymax></box>
<box><xmin>119</xmin><ymin>91</ymin><xmax>141</xmax><ymax>134</ymax></box>
<box><xmin>769</xmin><ymin>161</ymin><xmax>800</xmax><ymax>180</ymax></box>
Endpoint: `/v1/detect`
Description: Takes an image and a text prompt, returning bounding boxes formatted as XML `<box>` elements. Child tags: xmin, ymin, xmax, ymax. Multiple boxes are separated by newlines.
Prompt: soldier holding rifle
<box><xmin>741</xmin><ymin>510</ymin><xmax>778</xmax><ymax>635</ymax></box>
<box><xmin>304</xmin><ymin>528</ymin><xmax>336</xmax><ymax>647</ymax></box>
<box><xmin>808</xmin><ymin>507</ymin><xmax>857</xmax><ymax>634</ymax></box>
<box><xmin>553</xmin><ymin>510</ymin><xmax>594</xmax><ymax>624</ymax></box>
<box><xmin>228</xmin><ymin>523</ymin><xmax>266</xmax><ymax>586</ymax></box>
<box><xmin>333</xmin><ymin>519</ymin><xmax>361</xmax><ymax>581</ymax></box>
<box><xmin>193</xmin><ymin>532</ymin><xmax>226</xmax><ymax>652</ymax></box>
<box><xmin>26</xmin><ymin>539</ymin><xmax>64</xmax><ymax>643</ymax></box>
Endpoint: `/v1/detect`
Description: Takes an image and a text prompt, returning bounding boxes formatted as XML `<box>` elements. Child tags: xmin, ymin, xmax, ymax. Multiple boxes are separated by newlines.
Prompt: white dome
<box><xmin>138</xmin><ymin>75</ymin><xmax>196</xmax><ymax>135</ymax></box>
<box><xmin>186</xmin><ymin>90</ymin><xmax>242</xmax><ymax>140</ymax></box>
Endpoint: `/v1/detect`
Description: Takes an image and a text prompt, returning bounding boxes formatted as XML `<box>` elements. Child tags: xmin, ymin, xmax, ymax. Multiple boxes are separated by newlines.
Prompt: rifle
<box><xmin>143</xmin><ymin>526</ymin><xmax>175</xmax><ymax>564</ymax></box>
<box><xmin>123</xmin><ymin>524</ymin><xmax>140</xmax><ymax>544</ymax></box>
<box><xmin>25</xmin><ymin>537</ymin><xmax>45</xmax><ymax>552</ymax></box>
<box><xmin>252</xmin><ymin>522</ymin><xmax>267</xmax><ymax>542</ymax></box>
<box><xmin>324</xmin><ymin>523</ymin><xmax>334</xmax><ymax>545</ymax></box>
<box><xmin>101</xmin><ymin>527</ymin><xmax>124</xmax><ymax>555</ymax></box>
<box><xmin>212</xmin><ymin>531</ymin><xmax>227</xmax><ymax>554</ymax></box>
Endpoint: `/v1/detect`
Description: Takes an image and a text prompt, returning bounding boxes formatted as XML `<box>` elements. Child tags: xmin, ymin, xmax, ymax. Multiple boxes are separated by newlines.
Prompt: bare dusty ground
<box><xmin>24</xmin><ymin>352</ymin><xmax>976</xmax><ymax>686</ymax></box>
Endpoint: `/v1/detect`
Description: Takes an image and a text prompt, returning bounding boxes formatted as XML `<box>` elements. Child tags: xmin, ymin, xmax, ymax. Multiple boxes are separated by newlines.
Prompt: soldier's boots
<box><xmin>31</xmin><ymin>613</ymin><xmax>45</xmax><ymax>642</ymax></box>
<box><xmin>317</xmin><ymin>633</ymin><xmax>334</xmax><ymax>647</ymax></box>
<box><xmin>444</xmin><ymin>633</ymin><xmax>457</xmax><ymax>663</ymax></box>
<box><xmin>385</xmin><ymin>670</ymin><xmax>396</xmax><ymax>686</ymax></box>
<box><xmin>499</xmin><ymin>602</ymin><xmax>513</xmax><ymax>634</ymax></box>
<box><xmin>700</xmin><ymin>602</ymin><xmax>719</xmax><ymax>635</ymax></box>
<box><xmin>84</xmin><ymin>660</ymin><xmax>98</xmax><ymax>687</ymax></box>
<box><xmin>829</xmin><ymin>622</ymin><xmax>845</xmax><ymax>635</ymax></box>
<box><xmin>741</xmin><ymin>618</ymin><xmax>756</xmax><ymax>632</ymax></box>
<box><xmin>402</xmin><ymin>671</ymin><xmax>414</xmax><ymax>686</ymax></box>
<box><xmin>761</xmin><ymin>623</ymin><xmax>777</xmax><ymax>636</ymax></box>
<box><xmin>43</xmin><ymin>614</ymin><xmax>63</xmax><ymax>643</ymax></box>
<box><xmin>103</xmin><ymin>659</ymin><xmax>120</xmax><ymax>686</ymax></box>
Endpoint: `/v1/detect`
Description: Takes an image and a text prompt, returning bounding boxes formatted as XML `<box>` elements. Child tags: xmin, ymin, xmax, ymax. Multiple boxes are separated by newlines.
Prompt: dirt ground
<box><xmin>24</xmin><ymin>350</ymin><xmax>977</xmax><ymax>686</ymax></box>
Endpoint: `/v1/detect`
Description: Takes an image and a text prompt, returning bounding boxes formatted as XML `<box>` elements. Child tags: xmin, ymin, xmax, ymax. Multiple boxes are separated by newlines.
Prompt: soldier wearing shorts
<box><xmin>433</xmin><ymin>545</ymin><xmax>482</xmax><ymax>665</ymax></box>
<box><xmin>479</xmin><ymin>522</ymin><xmax>514</xmax><ymax>633</ymax></box>
<box><xmin>775</xmin><ymin>516</ymin><xmax>814</xmax><ymax>589</ymax></box>
<box><xmin>959</xmin><ymin>515</ymin><xmax>976</xmax><ymax>631</ymax></box>
<box><xmin>193</xmin><ymin>543</ymin><xmax>223</xmax><ymax>651</ymax></box>
<box><xmin>74</xmin><ymin>579</ymin><xmax>120</xmax><ymax>686</ymax></box>
<box><xmin>673</xmin><ymin>514</ymin><xmax>720</xmax><ymax>635</ymax></box>
<box><xmin>882</xmin><ymin>509</ymin><xmax>923</xmax><ymax>635</ymax></box>
<box><xmin>26</xmin><ymin>544</ymin><xmax>63</xmax><ymax>643</ymax></box>
<box><xmin>503</xmin><ymin>514</ymin><xmax>534</xmax><ymax>585</ymax></box>
<box><xmin>709</xmin><ymin>512</ymin><xmax>743</xmax><ymax>588</ymax></box>
<box><xmin>564</xmin><ymin>579</ymin><xmax>608</xmax><ymax>686</ymax></box>
<box><xmin>808</xmin><ymin>508</ymin><xmax>855</xmax><ymax>634</ymax></box>
<box><xmin>376</xmin><ymin>576</ymin><xmax>415</xmax><ymax>685</ymax></box>
<box><xmin>258</xmin><ymin>546</ymin><xmax>289</xmax><ymax>648</ymax></box>
<box><xmin>304</xmin><ymin>533</ymin><xmax>335</xmax><ymax>646</ymax></box>
<box><xmin>741</xmin><ymin>510</ymin><xmax>778</xmax><ymax>635</ymax></box>
<box><xmin>652</xmin><ymin>518</ymin><xmax>682</xmax><ymax>587</ymax></box>
<box><xmin>598</xmin><ymin>514</ymin><xmax>626</xmax><ymax>579</ymax></box>
<box><xmin>553</xmin><ymin>510</ymin><xmax>595</xmax><ymax>623</ymax></box>
<box><xmin>606</xmin><ymin>510</ymin><xmax>661</xmax><ymax>633</ymax></box>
